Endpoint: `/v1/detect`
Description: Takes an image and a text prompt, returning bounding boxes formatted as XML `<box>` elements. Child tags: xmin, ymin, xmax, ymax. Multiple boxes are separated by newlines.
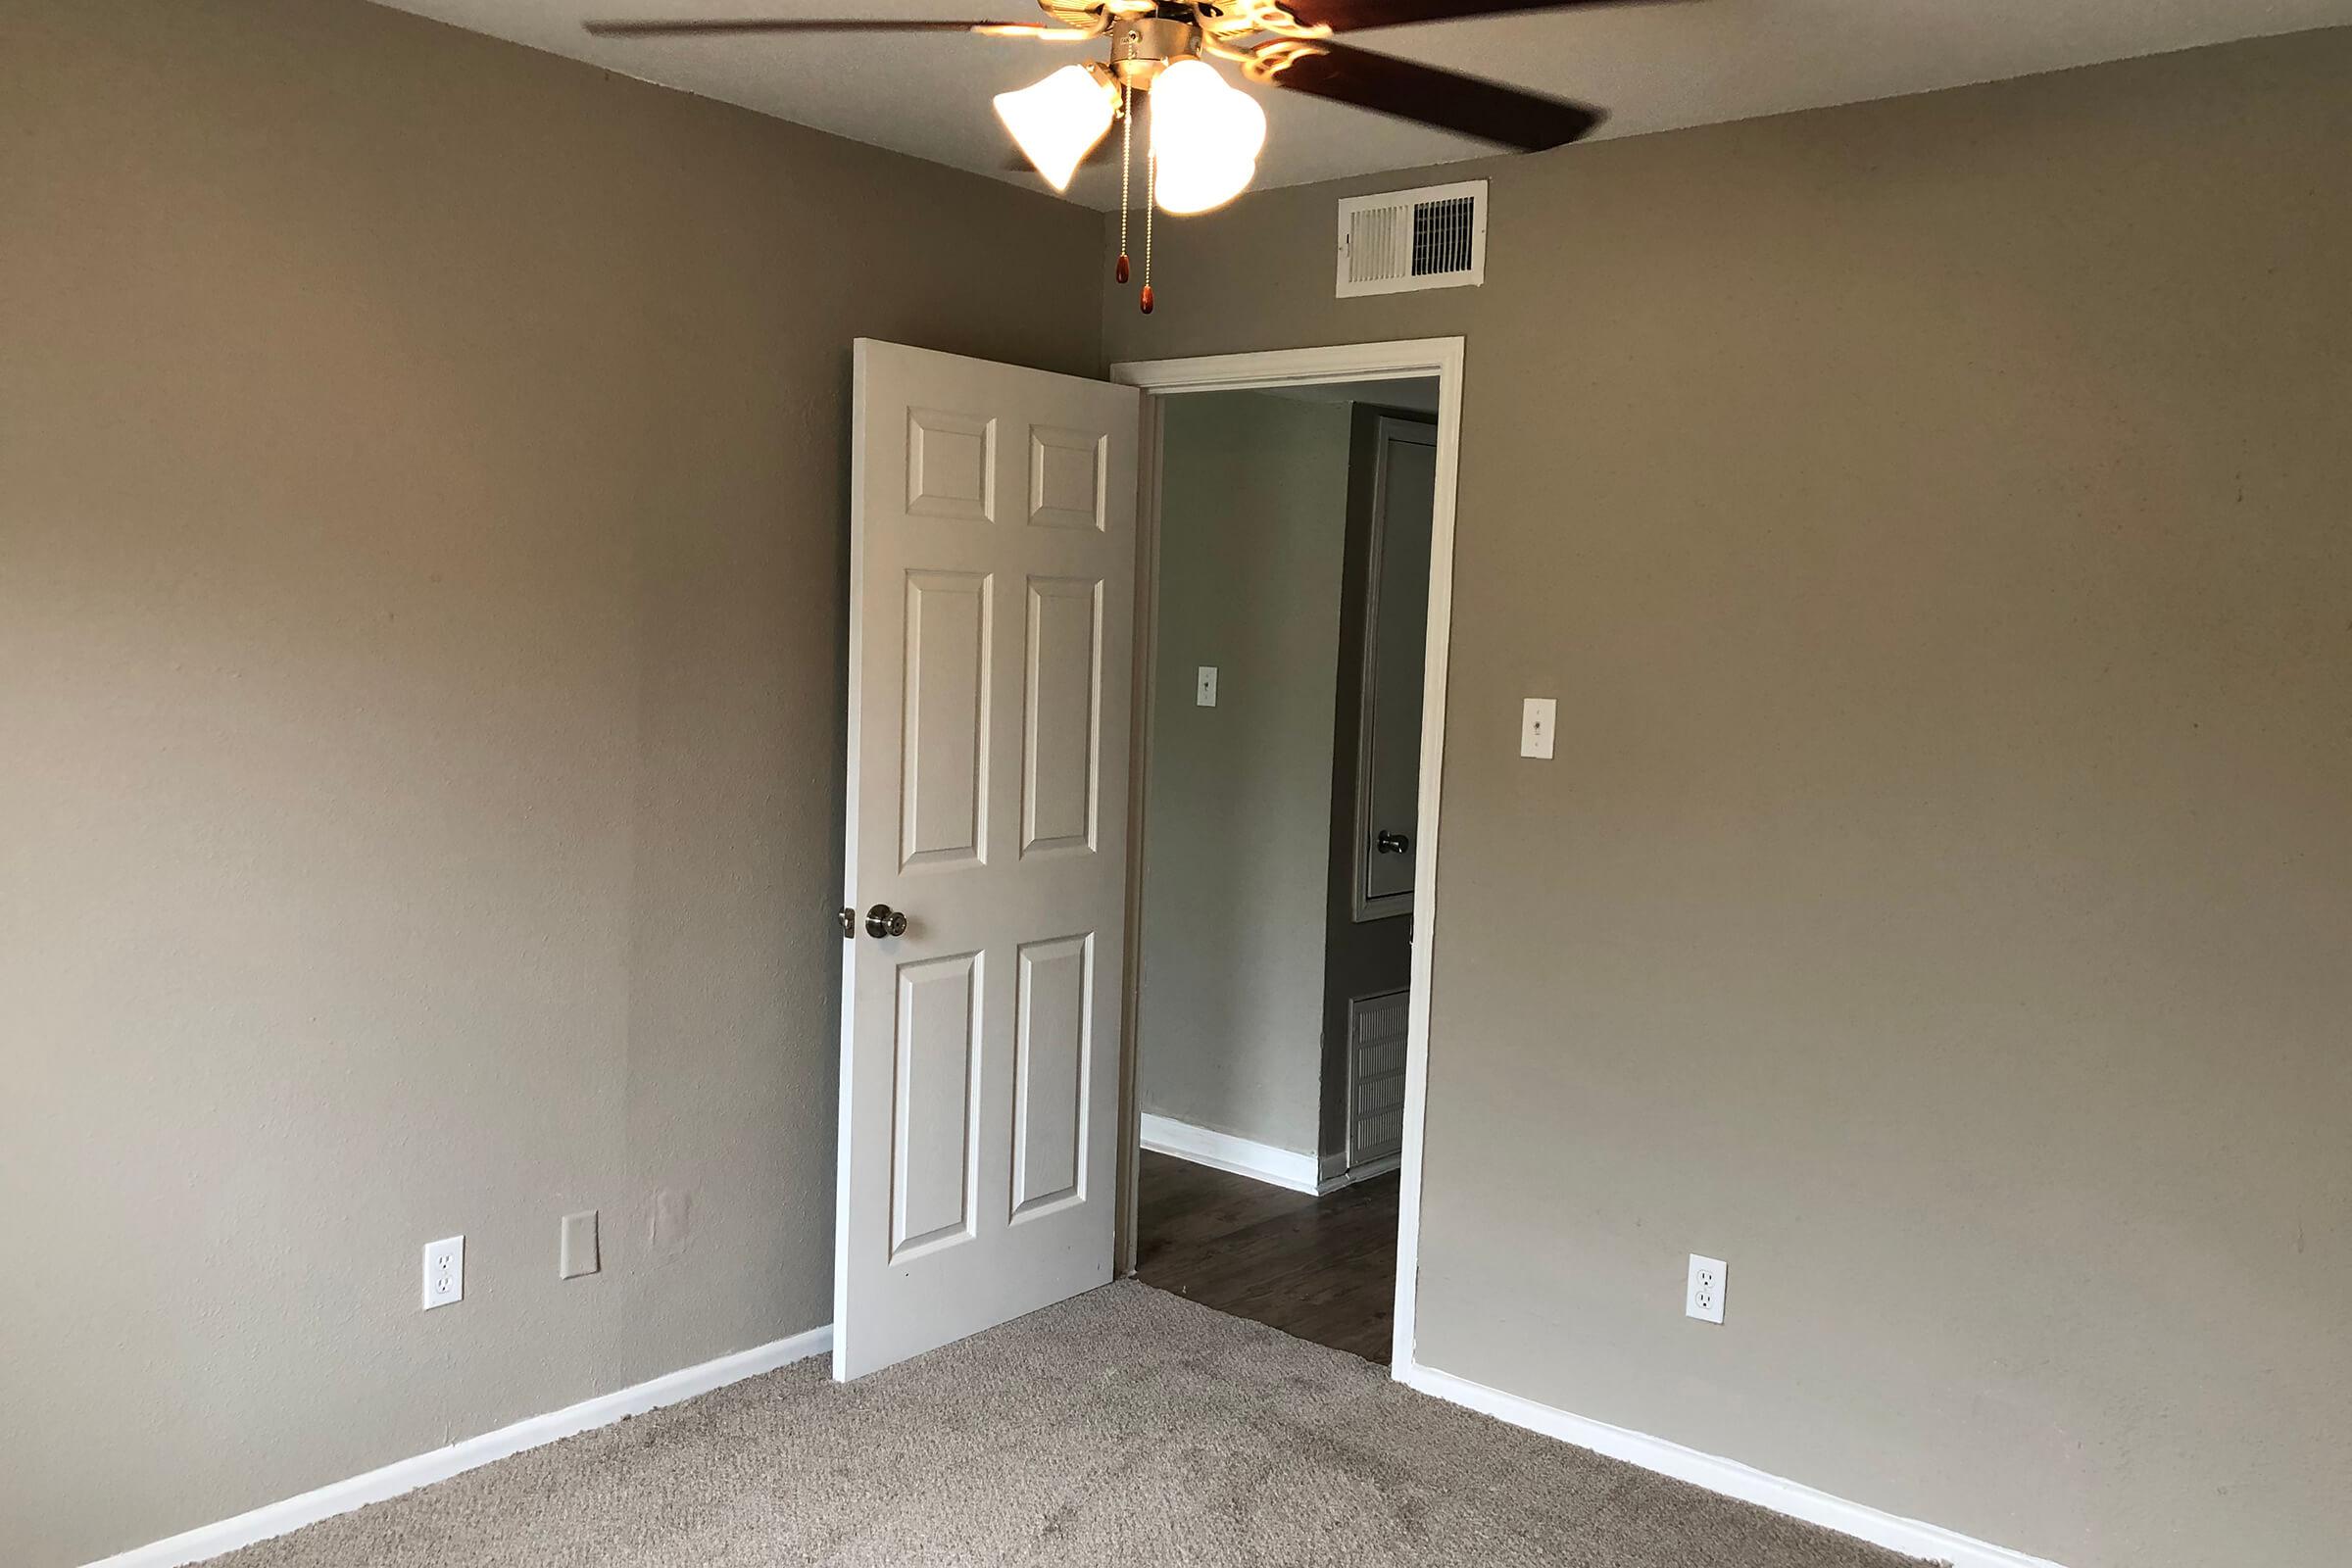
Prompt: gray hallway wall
<box><xmin>1137</xmin><ymin>393</ymin><xmax>1353</xmax><ymax>1156</ymax></box>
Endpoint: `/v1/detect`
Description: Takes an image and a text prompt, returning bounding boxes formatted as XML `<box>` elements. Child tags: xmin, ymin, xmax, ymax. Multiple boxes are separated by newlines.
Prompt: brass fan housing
<box><xmin>1107</xmin><ymin>15</ymin><xmax>1203</xmax><ymax>86</ymax></box>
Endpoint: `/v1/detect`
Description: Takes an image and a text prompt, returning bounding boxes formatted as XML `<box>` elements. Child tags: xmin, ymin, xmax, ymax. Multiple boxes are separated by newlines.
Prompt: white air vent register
<box><xmin>1336</xmin><ymin>179</ymin><xmax>1488</xmax><ymax>297</ymax></box>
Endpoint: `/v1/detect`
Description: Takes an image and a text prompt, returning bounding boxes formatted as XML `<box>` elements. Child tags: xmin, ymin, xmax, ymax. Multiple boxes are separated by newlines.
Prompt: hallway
<box><xmin>1133</xmin><ymin>1152</ymin><xmax>1401</xmax><ymax>1363</ymax></box>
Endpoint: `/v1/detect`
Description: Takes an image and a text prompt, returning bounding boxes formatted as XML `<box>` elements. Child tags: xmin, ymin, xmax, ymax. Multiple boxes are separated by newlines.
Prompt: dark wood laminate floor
<box><xmin>1133</xmin><ymin>1150</ymin><xmax>1400</xmax><ymax>1363</ymax></box>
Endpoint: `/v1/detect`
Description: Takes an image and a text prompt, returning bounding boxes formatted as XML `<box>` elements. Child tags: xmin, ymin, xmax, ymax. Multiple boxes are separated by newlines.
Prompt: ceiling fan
<box><xmin>585</xmin><ymin>2</ymin><xmax>1644</xmax><ymax>314</ymax></box>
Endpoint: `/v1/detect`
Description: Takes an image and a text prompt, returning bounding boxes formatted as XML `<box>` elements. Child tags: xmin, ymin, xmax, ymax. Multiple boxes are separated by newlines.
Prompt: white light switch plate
<box><xmin>1196</xmin><ymin>666</ymin><xmax>1218</xmax><ymax>708</ymax></box>
<box><xmin>560</xmin><ymin>1210</ymin><xmax>600</xmax><ymax>1280</ymax></box>
<box><xmin>1520</xmin><ymin>698</ymin><xmax>1557</xmax><ymax>760</ymax></box>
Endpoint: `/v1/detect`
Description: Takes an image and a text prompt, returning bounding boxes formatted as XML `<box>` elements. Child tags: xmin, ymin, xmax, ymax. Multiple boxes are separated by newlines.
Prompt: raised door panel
<box><xmin>892</xmin><ymin>952</ymin><xmax>983</xmax><ymax>1259</ymax></box>
<box><xmin>1028</xmin><ymin>426</ymin><xmax>1107</xmax><ymax>531</ymax></box>
<box><xmin>902</xmin><ymin>571</ymin><xmax>992</xmax><ymax>869</ymax></box>
<box><xmin>1022</xmin><ymin>577</ymin><xmax>1102</xmax><ymax>857</ymax></box>
<box><xmin>1011</xmin><ymin>934</ymin><xmax>1092</xmax><ymax>1219</ymax></box>
<box><xmin>907</xmin><ymin>409</ymin><xmax>997</xmax><ymax>521</ymax></box>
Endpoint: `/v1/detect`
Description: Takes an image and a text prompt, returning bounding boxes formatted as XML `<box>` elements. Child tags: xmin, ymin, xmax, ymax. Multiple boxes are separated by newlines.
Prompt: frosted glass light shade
<box><xmin>1151</xmin><ymin>60</ymin><xmax>1264</xmax><ymax>215</ymax></box>
<box><xmin>1153</xmin><ymin>147</ymin><xmax>1255</xmax><ymax>215</ymax></box>
<box><xmin>995</xmin><ymin>66</ymin><xmax>1117</xmax><ymax>192</ymax></box>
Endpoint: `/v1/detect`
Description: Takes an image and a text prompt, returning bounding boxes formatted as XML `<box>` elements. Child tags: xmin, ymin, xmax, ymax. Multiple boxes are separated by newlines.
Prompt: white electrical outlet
<box><xmin>1196</xmin><ymin>666</ymin><xmax>1218</xmax><ymax>707</ymax></box>
<box><xmin>1686</xmin><ymin>1253</ymin><xmax>1727</xmax><ymax>1324</ymax></box>
<box><xmin>422</xmin><ymin>1235</ymin><xmax>465</xmax><ymax>1310</ymax></box>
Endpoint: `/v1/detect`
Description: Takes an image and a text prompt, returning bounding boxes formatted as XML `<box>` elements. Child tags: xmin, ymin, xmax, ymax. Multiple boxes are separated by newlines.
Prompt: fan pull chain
<box><xmin>1141</xmin><ymin>142</ymin><xmax>1156</xmax><ymax>315</ymax></box>
<box><xmin>1114</xmin><ymin>72</ymin><xmax>1133</xmax><ymax>285</ymax></box>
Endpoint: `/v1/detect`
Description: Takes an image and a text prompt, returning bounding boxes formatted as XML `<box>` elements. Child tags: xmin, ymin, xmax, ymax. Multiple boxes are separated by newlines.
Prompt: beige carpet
<box><xmin>216</xmin><ymin>1282</ymin><xmax>1935</xmax><ymax>1567</ymax></box>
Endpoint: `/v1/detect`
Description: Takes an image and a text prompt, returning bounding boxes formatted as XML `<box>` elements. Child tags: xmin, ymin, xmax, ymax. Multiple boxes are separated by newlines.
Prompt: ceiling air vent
<box><xmin>1336</xmin><ymin>179</ymin><xmax>1488</xmax><ymax>298</ymax></box>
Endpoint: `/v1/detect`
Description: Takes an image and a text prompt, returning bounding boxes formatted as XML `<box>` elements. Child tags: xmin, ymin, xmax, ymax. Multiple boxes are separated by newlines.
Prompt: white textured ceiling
<box><xmin>370</xmin><ymin>1</ymin><xmax>2352</xmax><ymax>208</ymax></box>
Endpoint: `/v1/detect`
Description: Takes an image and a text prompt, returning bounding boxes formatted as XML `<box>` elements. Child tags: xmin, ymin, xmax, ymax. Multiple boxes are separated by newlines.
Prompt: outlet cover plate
<box><xmin>423</xmin><ymin>1235</ymin><xmax>465</xmax><ymax>1310</ymax></box>
<box><xmin>1687</xmin><ymin>1253</ymin><xmax>1726</xmax><ymax>1324</ymax></box>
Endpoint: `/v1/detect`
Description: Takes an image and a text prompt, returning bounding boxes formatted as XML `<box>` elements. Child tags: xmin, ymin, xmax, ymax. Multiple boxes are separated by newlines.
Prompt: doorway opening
<box><xmin>1111</xmin><ymin>345</ymin><xmax>1460</xmax><ymax>1368</ymax></box>
<box><xmin>830</xmin><ymin>339</ymin><xmax>1453</xmax><ymax>1385</ymax></box>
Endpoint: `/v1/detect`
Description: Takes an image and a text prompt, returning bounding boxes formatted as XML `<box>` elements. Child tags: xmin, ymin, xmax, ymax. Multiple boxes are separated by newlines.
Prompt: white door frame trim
<box><xmin>1106</xmin><ymin>337</ymin><xmax>1465</xmax><ymax>1373</ymax></box>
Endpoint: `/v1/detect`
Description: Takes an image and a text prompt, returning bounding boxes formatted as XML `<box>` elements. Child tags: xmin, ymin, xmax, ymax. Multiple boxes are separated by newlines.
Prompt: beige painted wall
<box><xmin>0</xmin><ymin>2</ymin><xmax>1101</xmax><ymax>1563</ymax></box>
<box><xmin>1139</xmin><ymin>392</ymin><xmax>1351</xmax><ymax>1154</ymax></box>
<box><xmin>1104</xmin><ymin>30</ymin><xmax>2352</xmax><ymax>1568</ymax></box>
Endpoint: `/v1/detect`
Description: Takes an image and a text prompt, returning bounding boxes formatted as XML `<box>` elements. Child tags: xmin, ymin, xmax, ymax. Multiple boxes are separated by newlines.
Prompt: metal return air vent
<box><xmin>1346</xmin><ymin>990</ymin><xmax>1410</xmax><ymax>1170</ymax></box>
<box><xmin>1337</xmin><ymin>180</ymin><xmax>1489</xmax><ymax>298</ymax></box>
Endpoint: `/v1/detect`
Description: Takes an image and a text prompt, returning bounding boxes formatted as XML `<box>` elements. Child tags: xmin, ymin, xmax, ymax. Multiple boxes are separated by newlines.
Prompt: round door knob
<box><xmin>864</xmin><ymin>904</ymin><xmax>909</xmax><ymax>939</ymax></box>
<box><xmin>1376</xmin><ymin>829</ymin><xmax>1411</xmax><ymax>856</ymax></box>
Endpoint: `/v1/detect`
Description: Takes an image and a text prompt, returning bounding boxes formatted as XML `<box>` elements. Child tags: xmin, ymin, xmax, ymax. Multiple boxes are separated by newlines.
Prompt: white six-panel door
<box><xmin>834</xmin><ymin>340</ymin><xmax>1140</xmax><ymax>1380</ymax></box>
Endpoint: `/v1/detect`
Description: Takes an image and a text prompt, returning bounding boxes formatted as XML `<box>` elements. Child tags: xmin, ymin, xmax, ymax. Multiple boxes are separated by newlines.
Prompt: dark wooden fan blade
<box><xmin>1277</xmin><ymin>0</ymin><xmax>1673</xmax><ymax>29</ymax></box>
<box><xmin>584</xmin><ymin>19</ymin><xmax>1015</xmax><ymax>38</ymax></box>
<box><xmin>1255</xmin><ymin>41</ymin><xmax>1600</xmax><ymax>150</ymax></box>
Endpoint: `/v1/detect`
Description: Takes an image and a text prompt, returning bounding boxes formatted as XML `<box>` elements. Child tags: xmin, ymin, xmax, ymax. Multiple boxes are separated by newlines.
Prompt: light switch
<box><xmin>560</xmin><ymin>1210</ymin><xmax>599</xmax><ymax>1280</ymax></box>
<box><xmin>1520</xmin><ymin>698</ymin><xmax>1557</xmax><ymax>760</ymax></box>
<box><xmin>1196</xmin><ymin>666</ymin><xmax>1218</xmax><ymax>708</ymax></box>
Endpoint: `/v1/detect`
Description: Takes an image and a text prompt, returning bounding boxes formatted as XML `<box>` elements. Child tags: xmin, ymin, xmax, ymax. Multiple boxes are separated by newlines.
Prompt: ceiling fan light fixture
<box><xmin>585</xmin><ymin>3</ymin><xmax>1614</xmax><ymax>318</ymax></box>
<box><xmin>994</xmin><ymin>64</ymin><xmax>1119</xmax><ymax>192</ymax></box>
<box><xmin>1149</xmin><ymin>59</ymin><xmax>1265</xmax><ymax>216</ymax></box>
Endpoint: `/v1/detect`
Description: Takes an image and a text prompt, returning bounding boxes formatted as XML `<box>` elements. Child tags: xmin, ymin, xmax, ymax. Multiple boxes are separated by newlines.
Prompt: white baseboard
<box><xmin>1318</xmin><ymin>1153</ymin><xmax>1399</xmax><ymax>1194</ymax></box>
<box><xmin>1139</xmin><ymin>1112</ymin><xmax>1320</xmax><ymax>1194</ymax></box>
<box><xmin>84</xmin><ymin>1304</ymin><xmax>2061</xmax><ymax>1568</ymax></box>
<box><xmin>1396</xmin><ymin>1359</ymin><xmax>2069</xmax><ymax>1568</ymax></box>
<box><xmin>87</xmin><ymin>1323</ymin><xmax>835</xmax><ymax>1568</ymax></box>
